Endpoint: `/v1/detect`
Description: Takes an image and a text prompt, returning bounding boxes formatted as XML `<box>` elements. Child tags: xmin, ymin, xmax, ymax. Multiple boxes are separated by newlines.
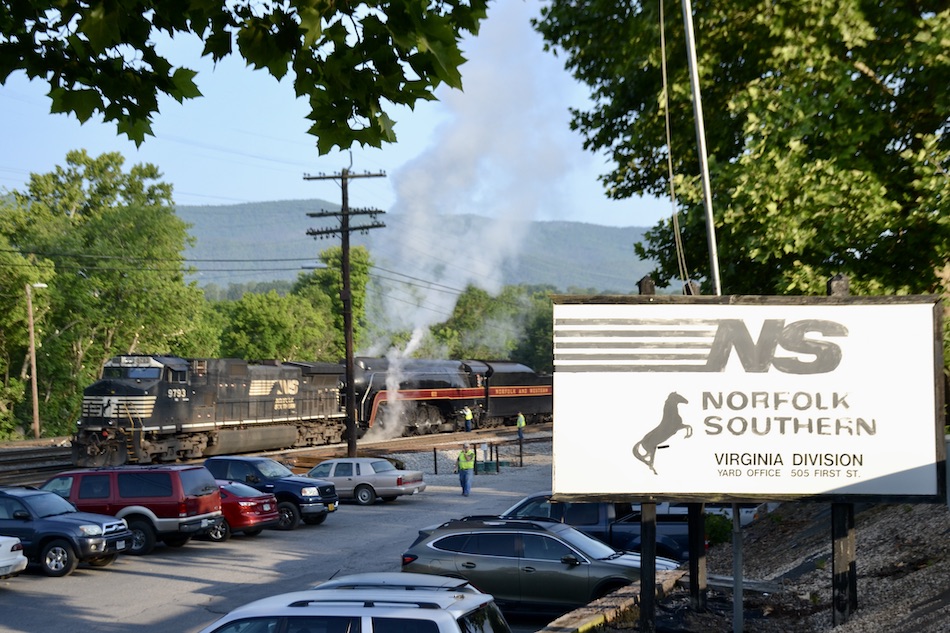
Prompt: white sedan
<box><xmin>0</xmin><ymin>535</ymin><xmax>28</xmax><ymax>579</ymax></box>
<box><xmin>307</xmin><ymin>457</ymin><xmax>426</xmax><ymax>505</ymax></box>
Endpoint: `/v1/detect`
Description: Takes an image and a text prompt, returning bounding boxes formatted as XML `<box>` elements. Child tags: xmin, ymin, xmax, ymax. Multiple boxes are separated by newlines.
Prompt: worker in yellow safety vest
<box><xmin>462</xmin><ymin>406</ymin><xmax>474</xmax><ymax>432</ymax></box>
<box><xmin>516</xmin><ymin>411</ymin><xmax>526</xmax><ymax>440</ymax></box>
<box><xmin>456</xmin><ymin>443</ymin><xmax>476</xmax><ymax>496</ymax></box>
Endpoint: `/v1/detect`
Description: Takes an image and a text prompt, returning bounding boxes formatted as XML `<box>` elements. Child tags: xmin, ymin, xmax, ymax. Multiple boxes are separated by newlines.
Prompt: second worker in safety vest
<box><xmin>456</xmin><ymin>443</ymin><xmax>476</xmax><ymax>496</ymax></box>
<box><xmin>462</xmin><ymin>406</ymin><xmax>474</xmax><ymax>432</ymax></box>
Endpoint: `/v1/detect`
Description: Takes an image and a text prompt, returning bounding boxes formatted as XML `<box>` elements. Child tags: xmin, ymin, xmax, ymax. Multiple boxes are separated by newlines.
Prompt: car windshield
<box><xmin>221</xmin><ymin>482</ymin><xmax>264</xmax><ymax>497</ymax></box>
<box><xmin>23</xmin><ymin>492</ymin><xmax>77</xmax><ymax>518</ymax></box>
<box><xmin>181</xmin><ymin>468</ymin><xmax>220</xmax><ymax>495</ymax></box>
<box><xmin>458</xmin><ymin>601</ymin><xmax>511</xmax><ymax>633</ymax></box>
<box><xmin>503</xmin><ymin>497</ymin><xmax>552</xmax><ymax>519</ymax></box>
<box><xmin>554</xmin><ymin>526</ymin><xmax>620</xmax><ymax>559</ymax></box>
<box><xmin>257</xmin><ymin>459</ymin><xmax>293</xmax><ymax>478</ymax></box>
<box><xmin>370</xmin><ymin>460</ymin><xmax>395</xmax><ymax>473</ymax></box>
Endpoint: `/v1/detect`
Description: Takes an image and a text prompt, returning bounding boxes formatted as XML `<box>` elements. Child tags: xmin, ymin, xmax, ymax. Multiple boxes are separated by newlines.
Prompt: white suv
<box><xmin>196</xmin><ymin>574</ymin><xmax>511</xmax><ymax>633</ymax></box>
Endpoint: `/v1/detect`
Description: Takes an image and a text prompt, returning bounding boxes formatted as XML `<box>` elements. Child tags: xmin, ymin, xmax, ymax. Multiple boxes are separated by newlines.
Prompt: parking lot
<box><xmin>0</xmin><ymin>442</ymin><xmax>554</xmax><ymax>633</ymax></box>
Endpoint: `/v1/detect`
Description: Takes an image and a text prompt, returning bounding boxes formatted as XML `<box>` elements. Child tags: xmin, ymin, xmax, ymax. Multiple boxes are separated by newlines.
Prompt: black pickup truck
<box><xmin>204</xmin><ymin>456</ymin><xmax>338</xmax><ymax>531</ymax></box>
<box><xmin>500</xmin><ymin>491</ymin><xmax>694</xmax><ymax>561</ymax></box>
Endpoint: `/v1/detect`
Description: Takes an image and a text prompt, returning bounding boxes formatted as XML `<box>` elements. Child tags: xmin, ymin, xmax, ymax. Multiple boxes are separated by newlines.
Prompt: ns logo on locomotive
<box><xmin>73</xmin><ymin>355</ymin><xmax>553</xmax><ymax>467</ymax></box>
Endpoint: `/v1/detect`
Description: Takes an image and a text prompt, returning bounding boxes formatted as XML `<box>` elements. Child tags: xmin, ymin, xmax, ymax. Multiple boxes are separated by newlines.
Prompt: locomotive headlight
<box><xmin>301</xmin><ymin>486</ymin><xmax>319</xmax><ymax>497</ymax></box>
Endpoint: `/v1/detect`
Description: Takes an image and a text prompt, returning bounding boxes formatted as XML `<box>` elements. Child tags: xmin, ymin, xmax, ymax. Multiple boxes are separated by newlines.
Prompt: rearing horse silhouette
<box><xmin>632</xmin><ymin>392</ymin><xmax>691</xmax><ymax>474</ymax></box>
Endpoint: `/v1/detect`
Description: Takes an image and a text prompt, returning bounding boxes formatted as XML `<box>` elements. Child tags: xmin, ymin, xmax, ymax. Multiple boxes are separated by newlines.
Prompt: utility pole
<box><xmin>304</xmin><ymin>168</ymin><xmax>385</xmax><ymax>457</ymax></box>
<box><xmin>26</xmin><ymin>282</ymin><xmax>47</xmax><ymax>440</ymax></box>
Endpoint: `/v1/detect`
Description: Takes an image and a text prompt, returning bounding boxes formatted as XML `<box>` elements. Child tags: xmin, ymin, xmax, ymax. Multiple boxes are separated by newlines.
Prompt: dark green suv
<box><xmin>401</xmin><ymin>518</ymin><xmax>680</xmax><ymax>615</ymax></box>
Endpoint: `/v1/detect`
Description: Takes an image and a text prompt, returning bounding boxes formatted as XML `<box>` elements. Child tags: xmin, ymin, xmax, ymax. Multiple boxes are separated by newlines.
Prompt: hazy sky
<box><xmin>0</xmin><ymin>0</ymin><xmax>670</xmax><ymax>228</ymax></box>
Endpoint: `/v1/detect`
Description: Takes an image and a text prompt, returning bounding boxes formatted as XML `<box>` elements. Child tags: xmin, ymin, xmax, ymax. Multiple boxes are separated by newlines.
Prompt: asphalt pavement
<box><xmin>0</xmin><ymin>438</ymin><xmax>555</xmax><ymax>633</ymax></box>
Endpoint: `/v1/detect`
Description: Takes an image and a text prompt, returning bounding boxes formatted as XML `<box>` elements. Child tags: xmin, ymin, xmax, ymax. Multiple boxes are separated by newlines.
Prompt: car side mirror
<box><xmin>561</xmin><ymin>554</ymin><xmax>581</xmax><ymax>567</ymax></box>
<box><xmin>12</xmin><ymin>510</ymin><xmax>31</xmax><ymax>521</ymax></box>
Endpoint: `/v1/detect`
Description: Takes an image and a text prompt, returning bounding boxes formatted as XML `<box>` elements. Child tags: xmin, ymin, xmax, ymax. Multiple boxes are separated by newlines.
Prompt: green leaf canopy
<box><xmin>0</xmin><ymin>0</ymin><xmax>488</xmax><ymax>149</ymax></box>
<box><xmin>535</xmin><ymin>0</ymin><xmax>949</xmax><ymax>296</ymax></box>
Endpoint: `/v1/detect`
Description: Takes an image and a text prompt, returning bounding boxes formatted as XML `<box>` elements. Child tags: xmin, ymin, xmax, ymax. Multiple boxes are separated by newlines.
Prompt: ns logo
<box><xmin>705</xmin><ymin>319</ymin><xmax>848</xmax><ymax>374</ymax></box>
<box><xmin>631</xmin><ymin>319</ymin><xmax>849</xmax><ymax>474</ymax></box>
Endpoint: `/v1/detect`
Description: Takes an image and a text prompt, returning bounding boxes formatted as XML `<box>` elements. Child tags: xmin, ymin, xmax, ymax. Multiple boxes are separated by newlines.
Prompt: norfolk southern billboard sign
<box><xmin>551</xmin><ymin>295</ymin><xmax>946</xmax><ymax>503</ymax></box>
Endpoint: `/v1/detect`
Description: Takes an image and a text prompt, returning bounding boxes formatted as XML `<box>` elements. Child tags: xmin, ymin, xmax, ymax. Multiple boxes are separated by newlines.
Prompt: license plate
<box><xmin>328</xmin><ymin>503</ymin><xmax>335</xmax><ymax>512</ymax></box>
<box><xmin>116</xmin><ymin>541</ymin><xmax>126</xmax><ymax>550</ymax></box>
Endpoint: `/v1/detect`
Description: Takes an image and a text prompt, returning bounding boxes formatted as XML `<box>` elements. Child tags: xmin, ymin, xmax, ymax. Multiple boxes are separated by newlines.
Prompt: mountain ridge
<box><xmin>176</xmin><ymin>199</ymin><xmax>657</xmax><ymax>293</ymax></box>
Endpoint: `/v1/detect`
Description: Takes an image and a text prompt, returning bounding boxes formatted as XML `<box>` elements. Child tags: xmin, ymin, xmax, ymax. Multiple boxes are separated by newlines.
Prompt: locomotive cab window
<box><xmin>165</xmin><ymin>368</ymin><xmax>187</xmax><ymax>383</ymax></box>
<box><xmin>102</xmin><ymin>366</ymin><xmax>159</xmax><ymax>380</ymax></box>
<box><xmin>128</xmin><ymin>367</ymin><xmax>161</xmax><ymax>380</ymax></box>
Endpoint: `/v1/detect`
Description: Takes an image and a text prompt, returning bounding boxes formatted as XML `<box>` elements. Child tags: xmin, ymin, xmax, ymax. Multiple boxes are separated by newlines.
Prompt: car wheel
<box><xmin>206</xmin><ymin>520</ymin><xmax>231</xmax><ymax>543</ymax></box>
<box><xmin>241</xmin><ymin>528</ymin><xmax>263</xmax><ymax>537</ymax></box>
<box><xmin>162</xmin><ymin>535</ymin><xmax>191</xmax><ymax>548</ymax></box>
<box><xmin>128</xmin><ymin>519</ymin><xmax>157</xmax><ymax>555</ymax></box>
<box><xmin>87</xmin><ymin>554</ymin><xmax>118</xmax><ymax>567</ymax></box>
<box><xmin>276</xmin><ymin>501</ymin><xmax>301</xmax><ymax>530</ymax></box>
<box><xmin>40</xmin><ymin>539</ymin><xmax>78</xmax><ymax>577</ymax></box>
<box><xmin>354</xmin><ymin>485</ymin><xmax>377</xmax><ymax>505</ymax></box>
<box><xmin>303</xmin><ymin>514</ymin><xmax>327</xmax><ymax>525</ymax></box>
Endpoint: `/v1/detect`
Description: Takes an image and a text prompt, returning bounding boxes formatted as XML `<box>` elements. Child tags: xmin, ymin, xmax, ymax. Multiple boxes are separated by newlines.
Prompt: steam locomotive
<box><xmin>72</xmin><ymin>354</ymin><xmax>553</xmax><ymax>467</ymax></box>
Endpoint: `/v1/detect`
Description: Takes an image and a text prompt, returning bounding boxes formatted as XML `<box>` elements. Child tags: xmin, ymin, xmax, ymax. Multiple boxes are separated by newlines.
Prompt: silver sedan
<box><xmin>307</xmin><ymin>457</ymin><xmax>426</xmax><ymax>505</ymax></box>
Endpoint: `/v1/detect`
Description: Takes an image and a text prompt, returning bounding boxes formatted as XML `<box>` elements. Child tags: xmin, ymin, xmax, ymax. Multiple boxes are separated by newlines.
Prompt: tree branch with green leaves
<box><xmin>1</xmin><ymin>0</ymin><xmax>488</xmax><ymax>150</ymax></box>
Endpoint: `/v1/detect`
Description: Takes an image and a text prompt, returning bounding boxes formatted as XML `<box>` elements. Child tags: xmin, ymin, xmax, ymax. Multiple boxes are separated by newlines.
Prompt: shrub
<box><xmin>705</xmin><ymin>513</ymin><xmax>732</xmax><ymax>546</ymax></box>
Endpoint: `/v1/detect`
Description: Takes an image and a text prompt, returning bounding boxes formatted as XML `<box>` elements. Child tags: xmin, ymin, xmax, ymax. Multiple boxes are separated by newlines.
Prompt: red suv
<box><xmin>41</xmin><ymin>465</ymin><xmax>222</xmax><ymax>555</ymax></box>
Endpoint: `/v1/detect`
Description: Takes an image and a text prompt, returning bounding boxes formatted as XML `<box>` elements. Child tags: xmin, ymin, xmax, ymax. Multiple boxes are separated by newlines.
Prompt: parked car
<box><xmin>401</xmin><ymin>517</ymin><xmax>680</xmax><ymax>615</ymax></box>
<box><xmin>313</xmin><ymin>571</ymin><xmax>482</xmax><ymax>593</ymax></box>
<box><xmin>0</xmin><ymin>535</ymin><xmax>28</xmax><ymax>579</ymax></box>
<box><xmin>204</xmin><ymin>456</ymin><xmax>338</xmax><ymax>530</ymax></box>
<box><xmin>499</xmin><ymin>492</ymin><xmax>694</xmax><ymax>561</ymax></box>
<box><xmin>205</xmin><ymin>480</ymin><xmax>280</xmax><ymax>543</ymax></box>
<box><xmin>196</xmin><ymin>580</ymin><xmax>512</xmax><ymax>633</ymax></box>
<box><xmin>307</xmin><ymin>457</ymin><xmax>426</xmax><ymax>505</ymax></box>
<box><xmin>40</xmin><ymin>464</ymin><xmax>222</xmax><ymax>555</ymax></box>
<box><xmin>0</xmin><ymin>486</ymin><xmax>132</xmax><ymax>576</ymax></box>
<box><xmin>697</xmin><ymin>503</ymin><xmax>770</xmax><ymax>526</ymax></box>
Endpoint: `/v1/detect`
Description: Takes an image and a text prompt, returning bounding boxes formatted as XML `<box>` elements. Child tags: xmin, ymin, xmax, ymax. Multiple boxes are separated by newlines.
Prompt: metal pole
<box><xmin>25</xmin><ymin>283</ymin><xmax>41</xmax><ymax>440</ymax></box>
<box><xmin>340</xmin><ymin>169</ymin><xmax>358</xmax><ymax>458</ymax></box>
<box><xmin>688</xmin><ymin>503</ymin><xmax>707</xmax><ymax>611</ymax></box>
<box><xmin>680</xmin><ymin>0</ymin><xmax>722</xmax><ymax>295</ymax></box>
<box><xmin>640</xmin><ymin>502</ymin><xmax>657</xmax><ymax>633</ymax></box>
<box><xmin>732</xmin><ymin>508</ymin><xmax>743</xmax><ymax>632</ymax></box>
<box><xmin>304</xmin><ymin>168</ymin><xmax>385</xmax><ymax>458</ymax></box>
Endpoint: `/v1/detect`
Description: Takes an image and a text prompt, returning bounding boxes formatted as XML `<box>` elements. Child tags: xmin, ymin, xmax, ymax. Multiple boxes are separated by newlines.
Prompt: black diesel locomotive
<box><xmin>73</xmin><ymin>354</ymin><xmax>553</xmax><ymax>467</ymax></box>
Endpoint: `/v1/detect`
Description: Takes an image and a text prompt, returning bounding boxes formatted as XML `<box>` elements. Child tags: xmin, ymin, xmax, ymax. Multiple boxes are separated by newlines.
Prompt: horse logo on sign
<box><xmin>632</xmin><ymin>392</ymin><xmax>691</xmax><ymax>474</ymax></box>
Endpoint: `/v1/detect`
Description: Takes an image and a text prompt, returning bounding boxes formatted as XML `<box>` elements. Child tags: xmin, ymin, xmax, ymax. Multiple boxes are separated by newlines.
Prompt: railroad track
<box><xmin>0</xmin><ymin>424</ymin><xmax>551</xmax><ymax>487</ymax></box>
<box><xmin>0</xmin><ymin>444</ymin><xmax>73</xmax><ymax>486</ymax></box>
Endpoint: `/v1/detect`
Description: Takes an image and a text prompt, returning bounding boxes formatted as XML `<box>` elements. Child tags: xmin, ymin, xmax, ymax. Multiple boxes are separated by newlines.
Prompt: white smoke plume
<box><xmin>361</xmin><ymin>328</ymin><xmax>427</xmax><ymax>441</ymax></box>
<box><xmin>374</xmin><ymin>0</ymin><xmax>592</xmax><ymax>333</ymax></box>
<box><xmin>361</xmin><ymin>0</ymin><xmax>588</xmax><ymax>436</ymax></box>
